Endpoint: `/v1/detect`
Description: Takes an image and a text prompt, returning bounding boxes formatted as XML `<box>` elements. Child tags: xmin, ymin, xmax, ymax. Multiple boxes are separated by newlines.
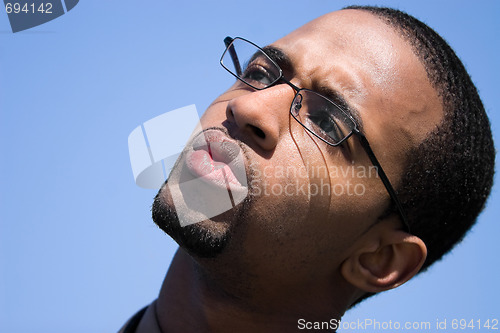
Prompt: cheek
<box><xmin>248</xmin><ymin>150</ymin><xmax>312</xmax><ymax>214</ymax></box>
<box><xmin>293</xmin><ymin>131</ymin><xmax>390</xmax><ymax>236</ymax></box>
<box><xmin>243</xmin><ymin>132</ymin><xmax>318</xmax><ymax>235</ymax></box>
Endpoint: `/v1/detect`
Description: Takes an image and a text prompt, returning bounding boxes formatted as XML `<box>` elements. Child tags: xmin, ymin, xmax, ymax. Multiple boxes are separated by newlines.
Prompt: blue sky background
<box><xmin>0</xmin><ymin>1</ymin><xmax>498</xmax><ymax>332</ymax></box>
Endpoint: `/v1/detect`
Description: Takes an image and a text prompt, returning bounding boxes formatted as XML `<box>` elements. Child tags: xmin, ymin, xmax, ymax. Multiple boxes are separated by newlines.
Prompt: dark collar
<box><xmin>119</xmin><ymin>306</ymin><xmax>148</xmax><ymax>333</ymax></box>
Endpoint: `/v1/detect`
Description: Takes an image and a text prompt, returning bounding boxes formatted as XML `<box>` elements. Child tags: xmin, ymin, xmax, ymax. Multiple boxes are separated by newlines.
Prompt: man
<box><xmin>120</xmin><ymin>6</ymin><xmax>494</xmax><ymax>333</ymax></box>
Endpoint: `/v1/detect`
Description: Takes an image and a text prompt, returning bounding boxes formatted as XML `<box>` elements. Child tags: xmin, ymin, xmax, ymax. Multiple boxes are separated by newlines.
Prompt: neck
<box><xmin>156</xmin><ymin>248</ymin><xmax>347</xmax><ymax>333</ymax></box>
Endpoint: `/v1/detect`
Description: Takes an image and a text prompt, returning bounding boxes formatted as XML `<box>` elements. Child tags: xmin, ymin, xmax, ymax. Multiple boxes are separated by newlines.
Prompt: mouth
<box><xmin>184</xmin><ymin>129</ymin><xmax>247</xmax><ymax>190</ymax></box>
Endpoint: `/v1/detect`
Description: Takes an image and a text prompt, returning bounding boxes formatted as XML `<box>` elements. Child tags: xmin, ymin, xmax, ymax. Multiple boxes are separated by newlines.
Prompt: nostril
<box><xmin>250</xmin><ymin>125</ymin><xmax>266</xmax><ymax>139</ymax></box>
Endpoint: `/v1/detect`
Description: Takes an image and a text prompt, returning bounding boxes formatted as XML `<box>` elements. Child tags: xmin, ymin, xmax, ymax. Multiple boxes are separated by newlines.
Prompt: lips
<box><xmin>184</xmin><ymin>130</ymin><xmax>246</xmax><ymax>189</ymax></box>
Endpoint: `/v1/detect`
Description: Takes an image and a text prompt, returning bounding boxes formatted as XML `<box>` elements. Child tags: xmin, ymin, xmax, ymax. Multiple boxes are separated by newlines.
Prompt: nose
<box><xmin>226</xmin><ymin>84</ymin><xmax>294</xmax><ymax>152</ymax></box>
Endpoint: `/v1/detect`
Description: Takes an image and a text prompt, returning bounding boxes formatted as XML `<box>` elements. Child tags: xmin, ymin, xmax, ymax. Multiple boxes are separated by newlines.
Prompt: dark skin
<box><xmin>153</xmin><ymin>9</ymin><xmax>442</xmax><ymax>333</ymax></box>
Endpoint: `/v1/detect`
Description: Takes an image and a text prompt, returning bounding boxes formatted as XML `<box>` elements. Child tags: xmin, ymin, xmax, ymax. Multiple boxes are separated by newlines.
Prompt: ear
<box><xmin>340</xmin><ymin>228</ymin><xmax>427</xmax><ymax>293</ymax></box>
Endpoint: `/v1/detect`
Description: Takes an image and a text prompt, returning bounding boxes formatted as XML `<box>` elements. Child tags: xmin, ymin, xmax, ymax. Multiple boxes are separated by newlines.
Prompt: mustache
<box><xmin>194</xmin><ymin>124</ymin><xmax>250</xmax><ymax>156</ymax></box>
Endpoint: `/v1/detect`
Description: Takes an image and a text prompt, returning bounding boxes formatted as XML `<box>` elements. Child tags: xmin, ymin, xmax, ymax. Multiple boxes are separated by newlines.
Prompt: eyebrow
<box><xmin>261</xmin><ymin>45</ymin><xmax>365</xmax><ymax>133</ymax></box>
<box><xmin>261</xmin><ymin>46</ymin><xmax>294</xmax><ymax>75</ymax></box>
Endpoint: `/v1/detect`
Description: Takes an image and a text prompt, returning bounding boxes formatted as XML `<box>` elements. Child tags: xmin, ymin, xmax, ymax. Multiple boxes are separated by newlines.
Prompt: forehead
<box><xmin>273</xmin><ymin>10</ymin><xmax>411</xmax><ymax>89</ymax></box>
<box><xmin>272</xmin><ymin>9</ymin><xmax>443</xmax><ymax>147</ymax></box>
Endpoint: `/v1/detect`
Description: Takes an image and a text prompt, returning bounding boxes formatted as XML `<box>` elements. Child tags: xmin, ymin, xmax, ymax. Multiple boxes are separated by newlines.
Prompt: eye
<box><xmin>241</xmin><ymin>56</ymin><xmax>279</xmax><ymax>88</ymax></box>
<box><xmin>308</xmin><ymin>108</ymin><xmax>345</xmax><ymax>143</ymax></box>
<box><xmin>243</xmin><ymin>65</ymin><xmax>274</xmax><ymax>85</ymax></box>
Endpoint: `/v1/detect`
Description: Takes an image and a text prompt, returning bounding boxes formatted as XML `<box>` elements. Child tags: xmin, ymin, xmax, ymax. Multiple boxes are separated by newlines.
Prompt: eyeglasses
<box><xmin>220</xmin><ymin>36</ymin><xmax>410</xmax><ymax>233</ymax></box>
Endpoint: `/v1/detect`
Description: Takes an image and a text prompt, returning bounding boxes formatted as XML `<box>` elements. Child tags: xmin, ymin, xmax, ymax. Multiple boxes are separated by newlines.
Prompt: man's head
<box><xmin>152</xmin><ymin>7</ymin><xmax>494</xmax><ymax>311</ymax></box>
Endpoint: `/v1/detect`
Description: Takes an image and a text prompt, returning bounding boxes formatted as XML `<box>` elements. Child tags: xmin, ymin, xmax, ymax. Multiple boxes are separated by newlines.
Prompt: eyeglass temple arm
<box><xmin>224</xmin><ymin>36</ymin><xmax>242</xmax><ymax>76</ymax></box>
<box><xmin>356</xmin><ymin>133</ymin><xmax>410</xmax><ymax>233</ymax></box>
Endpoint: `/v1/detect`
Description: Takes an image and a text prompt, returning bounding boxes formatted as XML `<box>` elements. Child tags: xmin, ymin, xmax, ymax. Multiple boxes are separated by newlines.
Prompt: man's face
<box><xmin>153</xmin><ymin>10</ymin><xmax>442</xmax><ymax>284</ymax></box>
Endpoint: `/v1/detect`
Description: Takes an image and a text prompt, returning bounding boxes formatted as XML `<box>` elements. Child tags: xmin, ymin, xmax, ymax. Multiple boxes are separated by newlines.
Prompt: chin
<box><xmin>151</xmin><ymin>177</ymin><xmax>253</xmax><ymax>259</ymax></box>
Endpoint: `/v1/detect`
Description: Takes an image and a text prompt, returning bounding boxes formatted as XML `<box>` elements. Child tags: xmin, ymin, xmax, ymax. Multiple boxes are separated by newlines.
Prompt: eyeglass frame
<box><xmin>220</xmin><ymin>36</ymin><xmax>410</xmax><ymax>233</ymax></box>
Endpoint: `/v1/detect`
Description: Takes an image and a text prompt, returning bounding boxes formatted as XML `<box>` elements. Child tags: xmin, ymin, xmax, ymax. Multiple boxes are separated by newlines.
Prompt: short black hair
<box><xmin>345</xmin><ymin>5</ymin><xmax>495</xmax><ymax>283</ymax></box>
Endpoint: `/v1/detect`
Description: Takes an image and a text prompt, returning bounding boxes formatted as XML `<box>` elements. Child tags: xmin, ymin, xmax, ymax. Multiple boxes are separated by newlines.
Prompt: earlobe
<box><xmin>341</xmin><ymin>232</ymin><xmax>427</xmax><ymax>293</ymax></box>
